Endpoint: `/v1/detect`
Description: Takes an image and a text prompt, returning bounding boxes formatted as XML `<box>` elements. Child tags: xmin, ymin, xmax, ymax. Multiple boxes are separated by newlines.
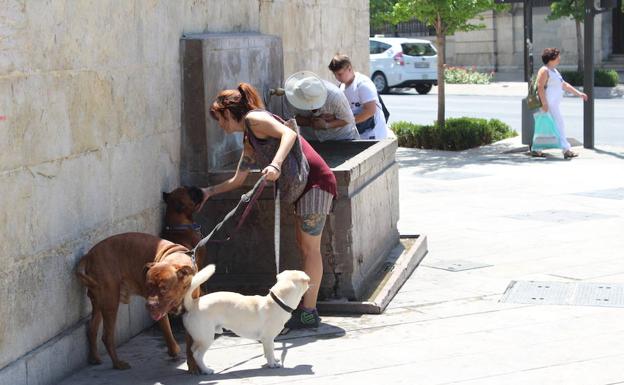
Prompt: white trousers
<box><xmin>547</xmin><ymin>98</ymin><xmax>571</xmax><ymax>152</ymax></box>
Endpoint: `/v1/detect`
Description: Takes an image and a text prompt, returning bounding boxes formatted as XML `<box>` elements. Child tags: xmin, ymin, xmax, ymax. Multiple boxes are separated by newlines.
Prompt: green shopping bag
<box><xmin>531</xmin><ymin>112</ymin><xmax>561</xmax><ymax>151</ymax></box>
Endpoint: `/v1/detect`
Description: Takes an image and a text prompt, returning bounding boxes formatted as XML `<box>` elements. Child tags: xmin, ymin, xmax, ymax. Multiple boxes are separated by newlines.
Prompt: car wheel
<box><xmin>415</xmin><ymin>84</ymin><xmax>432</xmax><ymax>95</ymax></box>
<box><xmin>372</xmin><ymin>72</ymin><xmax>389</xmax><ymax>94</ymax></box>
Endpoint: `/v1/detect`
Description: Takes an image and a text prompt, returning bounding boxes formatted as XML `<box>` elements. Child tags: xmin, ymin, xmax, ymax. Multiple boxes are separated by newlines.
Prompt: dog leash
<box><xmin>185</xmin><ymin>174</ymin><xmax>281</xmax><ymax>275</ymax></box>
<box><xmin>187</xmin><ymin>176</ymin><xmax>268</xmax><ymax>263</ymax></box>
<box><xmin>274</xmin><ymin>182</ymin><xmax>280</xmax><ymax>274</ymax></box>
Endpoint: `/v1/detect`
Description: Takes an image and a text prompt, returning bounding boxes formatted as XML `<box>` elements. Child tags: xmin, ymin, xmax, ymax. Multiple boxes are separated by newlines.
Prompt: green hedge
<box><xmin>391</xmin><ymin>117</ymin><xmax>517</xmax><ymax>151</ymax></box>
<box><xmin>559</xmin><ymin>69</ymin><xmax>620</xmax><ymax>87</ymax></box>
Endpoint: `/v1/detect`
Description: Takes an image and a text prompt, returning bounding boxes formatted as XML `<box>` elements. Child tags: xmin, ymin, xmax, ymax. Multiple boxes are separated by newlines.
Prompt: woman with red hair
<box><xmin>200</xmin><ymin>83</ymin><xmax>336</xmax><ymax>330</ymax></box>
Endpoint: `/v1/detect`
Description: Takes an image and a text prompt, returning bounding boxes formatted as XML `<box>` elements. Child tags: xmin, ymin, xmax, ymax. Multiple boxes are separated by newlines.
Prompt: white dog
<box><xmin>182</xmin><ymin>264</ymin><xmax>310</xmax><ymax>374</ymax></box>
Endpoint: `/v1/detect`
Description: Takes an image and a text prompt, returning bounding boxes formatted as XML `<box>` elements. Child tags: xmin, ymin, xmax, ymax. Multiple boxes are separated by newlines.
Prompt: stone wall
<box><xmin>0</xmin><ymin>1</ymin><xmax>368</xmax><ymax>384</ymax></box>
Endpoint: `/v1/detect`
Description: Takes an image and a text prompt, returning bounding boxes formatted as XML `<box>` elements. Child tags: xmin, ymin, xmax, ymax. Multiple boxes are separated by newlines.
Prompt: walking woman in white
<box><xmin>535</xmin><ymin>48</ymin><xmax>588</xmax><ymax>159</ymax></box>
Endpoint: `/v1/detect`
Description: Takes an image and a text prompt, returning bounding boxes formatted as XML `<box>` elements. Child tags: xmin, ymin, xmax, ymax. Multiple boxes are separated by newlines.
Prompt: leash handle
<box><xmin>190</xmin><ymin>176</ymin><xmax>268</xmax><ymax>254</ymax></box>
<box><xmin>274</xmin><ymin>183</ymin><xmax>280</xmax><ymax>273</ymax></box>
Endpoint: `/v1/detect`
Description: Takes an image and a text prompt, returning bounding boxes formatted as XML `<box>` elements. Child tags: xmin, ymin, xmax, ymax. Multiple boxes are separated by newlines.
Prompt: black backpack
<box><xmin>378</xmin><ymin>92</ymin><xmax>390</xmax><ymax>123</ymax></box>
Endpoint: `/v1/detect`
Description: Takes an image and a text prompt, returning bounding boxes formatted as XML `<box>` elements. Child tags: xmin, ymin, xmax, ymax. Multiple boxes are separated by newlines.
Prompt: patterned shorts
<box><xmin>295</xmin><ymin>187</ymin><xmax>334</xmax><ymax>216</ymax></box>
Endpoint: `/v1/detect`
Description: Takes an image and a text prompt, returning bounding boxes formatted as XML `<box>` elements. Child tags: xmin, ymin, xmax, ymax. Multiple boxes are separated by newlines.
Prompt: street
<box><xmin>384</xmin><ymin>91</ymin><xmax>624</xmax><ymax>147</ymax></box>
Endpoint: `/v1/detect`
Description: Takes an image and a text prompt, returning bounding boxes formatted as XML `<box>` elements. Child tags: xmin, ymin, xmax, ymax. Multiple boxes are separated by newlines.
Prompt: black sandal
<box><xmin>530</xmin><ymin>151</ymin><xmax>546</xmax><ymax>157</ymax></box>
<box><xmin>563</xmin><ymin>150</ymin><xmax>578</xmax><ymax>159</ymax></box>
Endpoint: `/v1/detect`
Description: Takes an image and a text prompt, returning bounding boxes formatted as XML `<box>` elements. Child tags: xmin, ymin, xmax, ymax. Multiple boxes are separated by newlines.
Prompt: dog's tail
<box><xmin>183</xmin><ymin>264</ymin><xmax>215</xmax><ymax>310</ymax></box>
<box><xmin>75</xmin><ymin>257</ymin><xmax>98</xmax><ymax>289</ymax></box>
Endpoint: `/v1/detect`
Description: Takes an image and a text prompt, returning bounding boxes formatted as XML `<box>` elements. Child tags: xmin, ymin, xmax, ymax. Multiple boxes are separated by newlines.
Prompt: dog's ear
<box><xmin>162</xmin><ymin>192</ymin><xmax>170</xmax><ymax>203</ymax></box>
<box><xmin>144</xmin><ymin>262</ymin><xmax>156</xmax><ymax>275</ymax></box>
<box><xmin>176</xmin><ymin>265</ymin><xmax>195</xmax><ymax>281</ymax></box>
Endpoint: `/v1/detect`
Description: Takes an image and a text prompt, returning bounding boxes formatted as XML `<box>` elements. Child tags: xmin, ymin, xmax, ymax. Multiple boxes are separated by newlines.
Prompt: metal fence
<box><xmin>370</xmin><ymin>19</ymin><xmax>434</xmax><ymax>37</ymax></box>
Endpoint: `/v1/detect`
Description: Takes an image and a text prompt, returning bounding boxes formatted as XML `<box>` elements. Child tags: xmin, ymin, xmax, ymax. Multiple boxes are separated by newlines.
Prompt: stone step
<box><xmin>605</xmin><ymin>54</ymin><xmax>624</xmax><ymax>64</ymax></box>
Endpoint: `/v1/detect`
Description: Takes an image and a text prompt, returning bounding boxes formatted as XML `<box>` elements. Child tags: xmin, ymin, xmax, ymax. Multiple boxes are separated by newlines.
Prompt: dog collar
<box><xmin>269</xmin><ymin>291</ymin><xmax>295</xmax><ymax>313</ymax></box>
<box><xmin>164</xmin><ymin>223</ymin><xmax>201</xmax><ymax>232</ymax></box>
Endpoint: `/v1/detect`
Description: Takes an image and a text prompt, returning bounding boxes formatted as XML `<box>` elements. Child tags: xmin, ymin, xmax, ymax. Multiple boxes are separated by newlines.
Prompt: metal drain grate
<box><xmin>506</xmin><ymin>210</ymin><xmax>616</xmax><ymax>223</ymax></box>
<box><xmin>423</xmin><ymin>259</ymin><xmax>493</xmax><ymax>272</ymax></box>
<box><xmin>501</xmin><ymin>281</ymin><xmax>624</xmax><ymax>307</ymax></box>
<box><xmin>574</xmin><ymin>283</ymin><xmax>624</xmax><ymax>307</ymax></box>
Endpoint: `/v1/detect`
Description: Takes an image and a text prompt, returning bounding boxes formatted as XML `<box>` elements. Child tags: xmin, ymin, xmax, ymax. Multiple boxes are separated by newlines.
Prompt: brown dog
<box><xmin>76</xmin><ymin>232</ymin><xmax>196</xmax><ymax>370</ymax></box>
<box><xmin>161</xmin><ymin>185</ymin><xmax>205</xmax><ymax>263</ymax></box>
<box><xmin>161</xmin><ymin>185</ymin><xmax>207</xmax><ymax>374</ymax></box>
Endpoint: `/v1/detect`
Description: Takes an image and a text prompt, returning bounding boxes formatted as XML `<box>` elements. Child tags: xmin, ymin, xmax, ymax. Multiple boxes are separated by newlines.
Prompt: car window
<box><xmin>401</xmin><ymin>43</ymin><xmax>436</xmax><ymax>57</ymax></box>
<box><xmin>369</xmin><ymin>40</ymin><xmax>392</xmax><ymax>54</ymax></box>
<box><xmin>369</xmin><ymin>40</ymin><xmax>379</xmax><ymax>54</ymax></box>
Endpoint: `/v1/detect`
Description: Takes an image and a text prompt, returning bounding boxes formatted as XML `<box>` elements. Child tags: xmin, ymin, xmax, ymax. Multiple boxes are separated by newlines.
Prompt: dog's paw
<box><xmin>168</xmin><ymin>344</ymin><xmax>181</xmax><ymax>358</ymax></box>
<box><xmin>88</xmin><ymin>355</ymin><xmax>102</xmax><ymax>365</ymax></box>
<box><xmin>113</xmin><ymin>360</ymin><xmax>131</xmax><ymax>370</ymax></box>
<box><xmin>264</xmin><ymin>360</ymin><xmax>282</xmax><ymax>369</ymax></box>
<box><xmin>201</xmin><ymin>367</ymin><xmax>214</xmax><ymax>375</ymax></box>
<box><xmin>186</xmin><ymin>359</ymin><xmax>202</xmax><ymax>375</ymax></box>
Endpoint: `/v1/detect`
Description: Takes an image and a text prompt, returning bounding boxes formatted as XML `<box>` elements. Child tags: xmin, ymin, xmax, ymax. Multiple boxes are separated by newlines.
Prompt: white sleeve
<box><xmin>357</xmin><ymin>80</ymin><xmax>378</xmax><ymax>104</ymax></box>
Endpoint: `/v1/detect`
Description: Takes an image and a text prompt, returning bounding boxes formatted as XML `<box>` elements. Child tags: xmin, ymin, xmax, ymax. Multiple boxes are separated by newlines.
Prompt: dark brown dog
<box><xmin>161</xmin><ymin>185</ymin><xmax>204</xmax><ymax>259</ymax></box>
<box><xmin>161</xmin><ymin>185</ymin><xmax>207</xmax><ymax>374</ymax></box>
<box><xmin>76</xmin><ymin>232</ymin><xmax>195</xmax><ymax>370</ymax></box>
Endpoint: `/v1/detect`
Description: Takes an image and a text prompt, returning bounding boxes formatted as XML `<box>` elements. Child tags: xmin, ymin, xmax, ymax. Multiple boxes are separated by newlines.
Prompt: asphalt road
<box><xmin>383</xmin><ymin>92</ymin><xmax>624</xmax><ymax>147</ymax></box>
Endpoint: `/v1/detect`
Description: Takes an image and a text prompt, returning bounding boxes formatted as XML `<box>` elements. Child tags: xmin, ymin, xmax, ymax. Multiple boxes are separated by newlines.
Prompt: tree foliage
<box><xmin>546</xmin><ymin>0</ymin><xmax>584</xmax><ymax>22</ymax></box>
<box><xmin>389</xmin><ymin>0</ymin><xmax>503</xmax><ymax>128</ymax></box>
<box><xmin>370</xmin><ymin>0</ymin><xmax>401</xmax><ymax>30</ymax></box>
<box><xmin>546</xmin><ymin>0</ymin><xmax>585</xmax><ymax>72</ymax></box>
<box><xmin>392</xmin><ymin>0</ymin><xmax>502</xmax><ymax>36</ymax></box>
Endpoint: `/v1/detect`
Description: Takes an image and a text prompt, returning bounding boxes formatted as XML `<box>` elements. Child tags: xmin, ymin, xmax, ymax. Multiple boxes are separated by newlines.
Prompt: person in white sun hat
<box><xmin>285</xmin><ymin>71</ymin><xmax>359</xmax><ymax>142</ymax></box>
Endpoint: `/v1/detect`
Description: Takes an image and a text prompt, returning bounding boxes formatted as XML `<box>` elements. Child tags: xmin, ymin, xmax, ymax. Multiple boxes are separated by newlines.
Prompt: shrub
<box><xmin>445</xmin><ymin>66</ymin><xmax>494</xmax><ymax>84</ymax></box>
<box><xmin>559</xmin><ymin>69</ymin><xmax>619</xmax><ymax>87</ymax></box>
<box><xmin>595</xmin><ymin>69</ymin><xmax>619</xmax><ymax>87</ymax></box>
<box><xmin>390</xmin><ymin>117</ymin><xmax>517</xmax><ymax>151</ymax></box>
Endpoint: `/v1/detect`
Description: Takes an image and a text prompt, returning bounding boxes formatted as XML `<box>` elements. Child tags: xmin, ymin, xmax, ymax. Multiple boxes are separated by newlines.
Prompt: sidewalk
<box><xmin>59</xmin><ymin>138</ymin><xmax>624</xmax><ymax>385</ymax></box>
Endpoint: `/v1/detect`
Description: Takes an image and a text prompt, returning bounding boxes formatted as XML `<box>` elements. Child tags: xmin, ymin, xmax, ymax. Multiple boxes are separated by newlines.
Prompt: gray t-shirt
<box><xmin>293</xmin><ymin>80</ymin><xmax>360</xmax><ymax>142</ymax></box>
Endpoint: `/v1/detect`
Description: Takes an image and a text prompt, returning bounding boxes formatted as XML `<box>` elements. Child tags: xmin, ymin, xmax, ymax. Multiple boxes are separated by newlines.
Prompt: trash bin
<box><xmin>521</xmin><ymin>97</ymin><xmax>535</xmax><ymax>146</ymax></box>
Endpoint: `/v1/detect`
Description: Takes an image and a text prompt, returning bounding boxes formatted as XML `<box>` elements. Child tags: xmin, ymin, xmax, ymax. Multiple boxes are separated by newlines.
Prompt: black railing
<box><xmin>370</xmin><ymin>19</ymin><xmax>435</xmax><ymax>37</ymax></box>
<box><xmin>533</xmin><ymin>0</ymin><xmax>554</xmax><ymax>7</ymax></box>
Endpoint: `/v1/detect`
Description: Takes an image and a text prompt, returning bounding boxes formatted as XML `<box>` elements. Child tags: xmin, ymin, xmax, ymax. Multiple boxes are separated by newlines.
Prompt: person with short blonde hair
<box><xmin>328</xmin><ymin>54</ymin><xmax>392</xmax><ymax>140</ymax></box>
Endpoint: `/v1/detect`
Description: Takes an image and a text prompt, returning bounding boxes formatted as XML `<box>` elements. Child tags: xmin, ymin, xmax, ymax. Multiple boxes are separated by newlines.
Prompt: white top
<box><xmin>341</xmin><ymin>72</ymin><xmax>390</xmax><ymax>139</ymax></box>
<box><xmin>293</xmin><ymin>80</ymin><xmax>359</xmax><ymax>142</ymax></box>
<box><xmin>544</xmin><ymin>66</ymin><xmax>564</xmax><ymax>104</ymax></box>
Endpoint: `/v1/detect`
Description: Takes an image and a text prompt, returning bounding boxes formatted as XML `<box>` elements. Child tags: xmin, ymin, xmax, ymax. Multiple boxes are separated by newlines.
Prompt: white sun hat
<box><xmin>284</xmin><ymin>71</ymin><xmax>328</xmax><ymax>110</ymax></box>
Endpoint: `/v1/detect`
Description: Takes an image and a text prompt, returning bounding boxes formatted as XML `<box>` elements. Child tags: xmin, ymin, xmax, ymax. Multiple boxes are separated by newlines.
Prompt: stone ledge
<box><xmin>317</xmin><ymin>234</ymin><xmax>428</xmax><ymax>315</ymax></box>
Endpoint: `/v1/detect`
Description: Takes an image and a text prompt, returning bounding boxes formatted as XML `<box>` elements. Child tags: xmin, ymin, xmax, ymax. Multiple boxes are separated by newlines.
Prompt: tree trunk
<box><xmin>436</xmin><ymin>15</ymin><xmax>445</xmax><ymax>129</ymax></box>
<box><xmin>575</xmin><ymin>18</ymin><xmax>583</xmax><ymax>72</ymax></box>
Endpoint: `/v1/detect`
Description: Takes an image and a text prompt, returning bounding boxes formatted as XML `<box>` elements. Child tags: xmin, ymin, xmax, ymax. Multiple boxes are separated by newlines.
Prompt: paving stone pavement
<box><xmin>58</xmin><ymin>137</ymin><xmax>624</xmax><ymax>385</ymax></box>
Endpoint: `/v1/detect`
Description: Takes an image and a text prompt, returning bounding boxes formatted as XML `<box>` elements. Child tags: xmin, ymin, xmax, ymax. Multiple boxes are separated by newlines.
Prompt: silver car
<box><xmin>369</xmin><ymin>37</ymin><xmax>438</xmax><ymax>94</ymax></box>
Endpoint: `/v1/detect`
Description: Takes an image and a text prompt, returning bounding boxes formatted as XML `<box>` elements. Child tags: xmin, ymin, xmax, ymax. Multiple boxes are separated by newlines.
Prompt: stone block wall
<box><xmin>0</xmin><ymin>1</ymin><xmax>368</xmax><ymax>384</ymax></box>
